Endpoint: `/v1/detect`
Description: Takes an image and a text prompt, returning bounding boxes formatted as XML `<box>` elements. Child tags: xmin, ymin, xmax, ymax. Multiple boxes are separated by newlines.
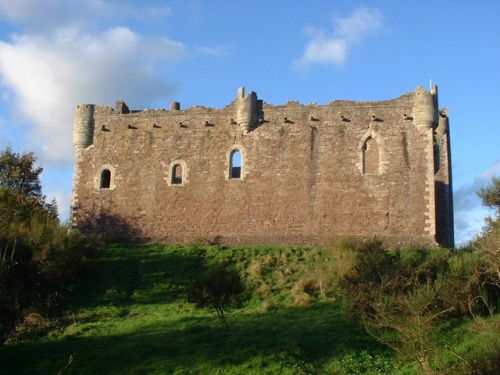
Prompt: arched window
<box><xmin>95</xmin><ymin>164</ymin><xmax>116</xmax><ymax>190</ymax></box>
<box><xmin>166</xmin><ymin>160</ymin><xmax>188</xmax><ymax>186</ymax></box>
<box><xmin>172</xmin><ymin>164</ymin><xmax>182</xmax><ymax>185</ymax></box>
<box><xmin>230</xmin><ymin>150</ymin><xmax>242</xmax><ymax>179</ymax></box>
<box><xmin>362</xmin><ymin>137</ymin><xmax>379</xmax><ymax>175</ymax></box>
<box><xmin>100</xmin><ymin>169</ymin><xmax>111</xmax><ymax>189</ymax></box>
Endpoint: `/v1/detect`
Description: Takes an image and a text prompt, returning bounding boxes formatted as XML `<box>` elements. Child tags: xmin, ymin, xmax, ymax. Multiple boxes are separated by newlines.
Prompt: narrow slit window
<box><xmin>172</xmin><ymin>164</ymin><xmax>182</xmax><ymax>185</ymax></box>
<box><xmin>362</xmin><ymin>137</ymin><xmax>379</xmax><ymax>175</ymax></box>
<box><xmin>230</xmin><ymin>150</ymin><xmax>242</xmax><ymax>179</ymax></box>
<box><xmin>100</xmin><ymin>169</ymin><xmax>111</xmax><ymax>189</ymax></box>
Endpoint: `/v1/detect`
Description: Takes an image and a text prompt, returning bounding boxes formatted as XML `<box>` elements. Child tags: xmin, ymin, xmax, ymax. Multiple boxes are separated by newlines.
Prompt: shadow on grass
<box><xmin>1</xmin><ymin>244</ymin><xmax>395</xmax><ymax>374</ymax></box>
<box><xmin>0</xmin><ymin>302</ymin><xmax>388</xmax><ymax>375</ymax></box>
<box><xmin>69</xmin><ymin>244</ymin><xmax>207</xmax><ymax>312</ymax></box>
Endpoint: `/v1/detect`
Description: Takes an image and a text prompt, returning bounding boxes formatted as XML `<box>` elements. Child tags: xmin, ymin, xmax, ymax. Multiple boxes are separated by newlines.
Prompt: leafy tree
<box><xmin>187</xmin><ymin>262</ymin><xmax>246</xmax><ymax>329</ymax></box>
<box><xmin>0</xmin><ymin>147</ymin><xmax>93</xmax><ymax>344</ymax></box>
<box><xmin>0</xmin><ymin>147</ymin><xmax>57</xmax><ymax>239</ymax></box>
<box><xmin>477</xmin><ymin>176</ymin><xmax>500</xmax><ymax>217</ymax></box>
<box><xmin>0</xmin><ymin>146</ymin><xmax>44</xmax><ymax>202</ymax></box>
<box><xmin>474</xmin><ymin>176</ymin><xmax>500</xmax><ymax>307</ymax></box>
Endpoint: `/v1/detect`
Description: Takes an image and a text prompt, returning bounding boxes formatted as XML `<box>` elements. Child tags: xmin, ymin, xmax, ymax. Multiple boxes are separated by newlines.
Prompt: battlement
<box><xmin>70</xmin><ymin>85</ymin><xmax>453</xmax><ymax>248</ymax></box>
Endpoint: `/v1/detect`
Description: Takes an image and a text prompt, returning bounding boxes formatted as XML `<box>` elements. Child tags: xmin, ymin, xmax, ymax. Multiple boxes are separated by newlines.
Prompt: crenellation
<box><xmin>115</xmin><ymin>100</ymin><xmax>130</xmax><ymax>114</ymax></box>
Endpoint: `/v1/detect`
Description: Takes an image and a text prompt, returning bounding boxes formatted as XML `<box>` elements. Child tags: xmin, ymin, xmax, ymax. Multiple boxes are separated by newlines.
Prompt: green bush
<box><xmin>334</xmin><ymin>235</ymin><xmax>500</xmax><ymax>375</ymax></box>
<box><xmin>187</xmin><ymin>262</ymin><xmax>246</xmax><ymax>329</ymax></box>
<box><xmin>465</xmin><ymin>315</ymin><xmax>500</xmax><ymax>374</ymax></box>
<box><xmin>325</xmin><ymin>350</ymin><xmax>398</xmax><ymax>375</ymax></box>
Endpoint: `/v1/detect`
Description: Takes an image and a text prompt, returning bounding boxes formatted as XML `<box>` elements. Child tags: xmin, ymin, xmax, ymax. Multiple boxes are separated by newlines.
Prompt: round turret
<box><xmin>436</xmin><ymin>109</ymin><xmax>449</xmax><ymax>134</ymax></box>
<box><xmin>236</xmin><ymin>87</ymin><xmax>258</xmax><ymax>134</ymax></box>
<box><xmin>73</xmin><ymin>104</ymin><xmax>95</xmax><ymax>149</ymax></box>
<box><xmin>413</xmin><ymin>86</ymin><xmax>437</xmax><ymax>131</ymax></box>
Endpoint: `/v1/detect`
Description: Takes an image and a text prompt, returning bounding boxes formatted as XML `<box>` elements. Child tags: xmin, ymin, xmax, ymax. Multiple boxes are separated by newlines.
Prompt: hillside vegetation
<box><xmin>1</xmin><ymin>240</ymin><xmax>499</xmax><ymax>375</ymax></box>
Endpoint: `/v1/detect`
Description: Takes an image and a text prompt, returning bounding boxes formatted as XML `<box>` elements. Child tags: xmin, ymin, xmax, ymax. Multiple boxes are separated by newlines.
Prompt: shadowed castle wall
<box><xmin>70</xmin><ymin>86</ymin><xmax>454</xmax><ymax>248</ymax></box>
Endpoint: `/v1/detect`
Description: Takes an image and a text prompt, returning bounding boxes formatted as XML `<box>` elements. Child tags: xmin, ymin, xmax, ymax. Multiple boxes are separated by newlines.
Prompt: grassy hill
<box><xmin>1</xmin><ymin>242</ymin><xmax>498</xmax><ymax>374</ymax></box>
<box><xmin>1</xmin><ymin>243</ymin><xmax>402</xmax><ymax>374</ymax></box>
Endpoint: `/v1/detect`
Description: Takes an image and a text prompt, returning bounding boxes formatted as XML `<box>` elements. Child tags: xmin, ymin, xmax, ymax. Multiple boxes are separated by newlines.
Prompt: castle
<box><xmin>70</xmin><ymin>85</ymin><xmax>454</xmax><ymax>248</ymax></box>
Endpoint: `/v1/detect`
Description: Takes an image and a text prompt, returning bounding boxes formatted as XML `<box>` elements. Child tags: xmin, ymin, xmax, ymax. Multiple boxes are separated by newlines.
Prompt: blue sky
<box><xmin>0</xmin><ymin>0</ymin><xmax>498</xmax><ymax>245</ymax></box>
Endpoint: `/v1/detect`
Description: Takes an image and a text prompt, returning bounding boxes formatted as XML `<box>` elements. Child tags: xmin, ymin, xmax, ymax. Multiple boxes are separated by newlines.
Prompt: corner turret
<box><xmin>413</xmin><ymin>85</ymin><xmax>438</xmax><ymax>131</ymax></box>
<box><xmin>436</xmin><ymin>109</ymin><xmax>449</xmax><ymax>134</ymax></box>
<box><xmin>73</xmin><ymin>104</ymin><xmax>95</xmax><ymax>149</ymax></box>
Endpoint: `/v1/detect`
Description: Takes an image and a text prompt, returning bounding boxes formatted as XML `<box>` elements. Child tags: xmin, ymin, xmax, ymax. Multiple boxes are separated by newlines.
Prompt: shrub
<box><xmin>187</xmin><ymin>262</ymin><xmax>246</xmax><ymax>329</ymax></box>
<box><xmin>465</xmin><ymin>315</ymin><xmax>500</xmax><ymax>374</ymax></box>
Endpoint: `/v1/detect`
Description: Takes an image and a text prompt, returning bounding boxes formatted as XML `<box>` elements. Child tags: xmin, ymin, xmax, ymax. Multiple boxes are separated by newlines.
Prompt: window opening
<box><xmin>434</xmin><ymin>141</ymin><xmax>440</xmax><ymax>174</ymax></box>
<box><xmin>230</xmin><ymin>150</ymin><xmax>242</xmax><ymax>179</ymax></box>
<box><xmin>172</xmin><ymin>164</ymin><xmax>183</xmax><ymax>184</ymax></box>
<box><xmin>100</xmin><ymin>169</ymin><xmax>111</xmax><ymax>189</ymax></box>
<box><xmin>362</xmin><ymin>137</ymin><xmax>379</xmax><ymax>174</ymax></box>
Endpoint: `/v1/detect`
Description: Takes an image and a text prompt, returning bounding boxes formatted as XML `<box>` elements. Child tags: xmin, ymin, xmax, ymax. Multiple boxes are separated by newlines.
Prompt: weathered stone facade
<box><xmin>70</xmin><ymin>85</ymin><xmax>454</xmax><ymax>247</ymax></box>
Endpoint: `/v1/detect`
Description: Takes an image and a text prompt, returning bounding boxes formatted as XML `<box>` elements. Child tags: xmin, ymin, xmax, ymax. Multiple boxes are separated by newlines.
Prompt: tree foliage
<box><xmin>0</xmin><ymin>148</ymin><xmax>57</xmax><ymax>240</ymax></box>
<box><xmin>0</xmin><ymin>147</ymin><xmax>43</xmax><ymax>199</ymax></box>
<box><xmin>477</xmin><ymin>176</ymin><xmax>500</xmax><ymax>217</ymax></box>
<box><xmin>187</xmin><ymin>262</ymin><xmax>246</xmax><ymax>329</ymax></box>
<box><xmin>0</xmin><ymin>147</ymin><xmax>93</xmax><ymax>344</ymax></box>
<box><xmin>474</xmin><ymin>176</ymin><xmax>500</xmax><ymax>310</ymax></box>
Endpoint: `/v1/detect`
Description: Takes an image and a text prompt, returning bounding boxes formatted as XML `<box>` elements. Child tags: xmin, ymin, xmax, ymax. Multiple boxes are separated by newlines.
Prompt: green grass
<box><xmin>0</xmin><ymin>244</ymin><xmax>405</xmax><ymax>374</ymax></box>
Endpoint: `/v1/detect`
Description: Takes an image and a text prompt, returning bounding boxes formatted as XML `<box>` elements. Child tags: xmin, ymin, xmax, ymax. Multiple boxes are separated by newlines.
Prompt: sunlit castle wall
<box><xmin>70</xmin><ymin>86</ymin><xmax>454</xmax><ymax>248</ymax></box>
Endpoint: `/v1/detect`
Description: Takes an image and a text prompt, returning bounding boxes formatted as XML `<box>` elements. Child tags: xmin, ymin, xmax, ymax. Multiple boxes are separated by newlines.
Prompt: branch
<box><xmin>57</xmin><ymin>353</ymin><xmax>75</xmax><ymax>375</ymax></box>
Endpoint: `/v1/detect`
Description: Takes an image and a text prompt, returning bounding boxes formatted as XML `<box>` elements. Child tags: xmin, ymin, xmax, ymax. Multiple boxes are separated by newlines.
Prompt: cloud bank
<box><xmin>0</xmin><ymin>0</ymin><xmax>218</xmax><ymax>220</ymax></box>
<box><xmin>292</xmin><ymin>8</ymin><xmax>383</xmax><ymax>72</ymax></box>
<box><xmin>0</xmin><ymin>1</ymin><xmax>186</xmax><ymax>165</ymax></box>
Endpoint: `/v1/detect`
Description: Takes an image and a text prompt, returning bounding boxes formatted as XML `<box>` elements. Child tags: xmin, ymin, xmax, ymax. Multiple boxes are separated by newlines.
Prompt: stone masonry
<box><xmin>70</xmin><ymin>85</ymin><xmax>454</xmax><ymax>248</ymax></box>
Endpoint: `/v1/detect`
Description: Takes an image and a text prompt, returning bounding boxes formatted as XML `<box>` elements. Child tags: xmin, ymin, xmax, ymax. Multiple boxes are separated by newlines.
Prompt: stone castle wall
<box><xmin>70</xmin><ymin>86</ymin><xmax>454</xmax><ymax>248</ymax></box>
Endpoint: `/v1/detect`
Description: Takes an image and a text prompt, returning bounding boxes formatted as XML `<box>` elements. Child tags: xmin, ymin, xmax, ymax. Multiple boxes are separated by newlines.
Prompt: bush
<box><xmin>335</xmin><ymin>235</ymin><xmax>500</xmax><ymax>375</ymax></box>
<box><xmin>465</xmin><ymin>315</ymin><xmax>500</xmax><ymax>374</ymax></box>
<box><xmin>187</xmin><ymin>262</ymin><xmax>246</xmax><ymax>329</ymax></box>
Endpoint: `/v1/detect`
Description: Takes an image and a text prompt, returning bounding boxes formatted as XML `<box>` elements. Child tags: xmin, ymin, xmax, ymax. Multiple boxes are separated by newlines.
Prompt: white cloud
<box><xmin>0</xmin><ymin>27</ymin><xmax>185</xmax><ymax>164</ymax></box>
<box><xmin>0</xmin><ymin>0</ymin><xmax>54</xmax><ymax>23</ymax></box>
<box><xmin>0</xmin><ymin>0</ymin><xmax>172</xmax><ymax>33</ymax></box>
<box><xmin>0</xmin><ymin>0</ymin><xmax>202</xmax><ymax>220</ymax></box>
<box><xmin>0</xmin><ymin>0</ymin><xmax>193</xmax><ymax>166</ymax></box>
<box><xmin>292</xmin><ymin>8</ymin><xmax>383</xmax><ymax>72</ymax></box>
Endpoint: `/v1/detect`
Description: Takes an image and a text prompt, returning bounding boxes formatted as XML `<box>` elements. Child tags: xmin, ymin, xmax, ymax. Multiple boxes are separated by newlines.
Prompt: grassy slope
<box><xmin>1</xmin><ymin>244</ymin><xmax>403</xmax><ymax>374</ymax></box>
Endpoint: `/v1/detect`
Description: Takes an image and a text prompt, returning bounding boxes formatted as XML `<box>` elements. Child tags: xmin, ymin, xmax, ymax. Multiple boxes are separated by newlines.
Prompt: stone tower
<box><xmin>70</xmin><ymin>104</ymin><xmax>95</xmax><ymax>222</ymax></box>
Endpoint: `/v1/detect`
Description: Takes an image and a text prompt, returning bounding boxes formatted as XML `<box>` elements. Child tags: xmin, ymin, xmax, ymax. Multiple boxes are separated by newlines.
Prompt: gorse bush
<box><xmin>464</xmin><ymin>315</ymin><xmax>500</xmax><ymax>374</ymax></box>
<box><xmin>333</xmin><ymin>235</ymin><xmax>500</xmax><ymax>374</ymax></box>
